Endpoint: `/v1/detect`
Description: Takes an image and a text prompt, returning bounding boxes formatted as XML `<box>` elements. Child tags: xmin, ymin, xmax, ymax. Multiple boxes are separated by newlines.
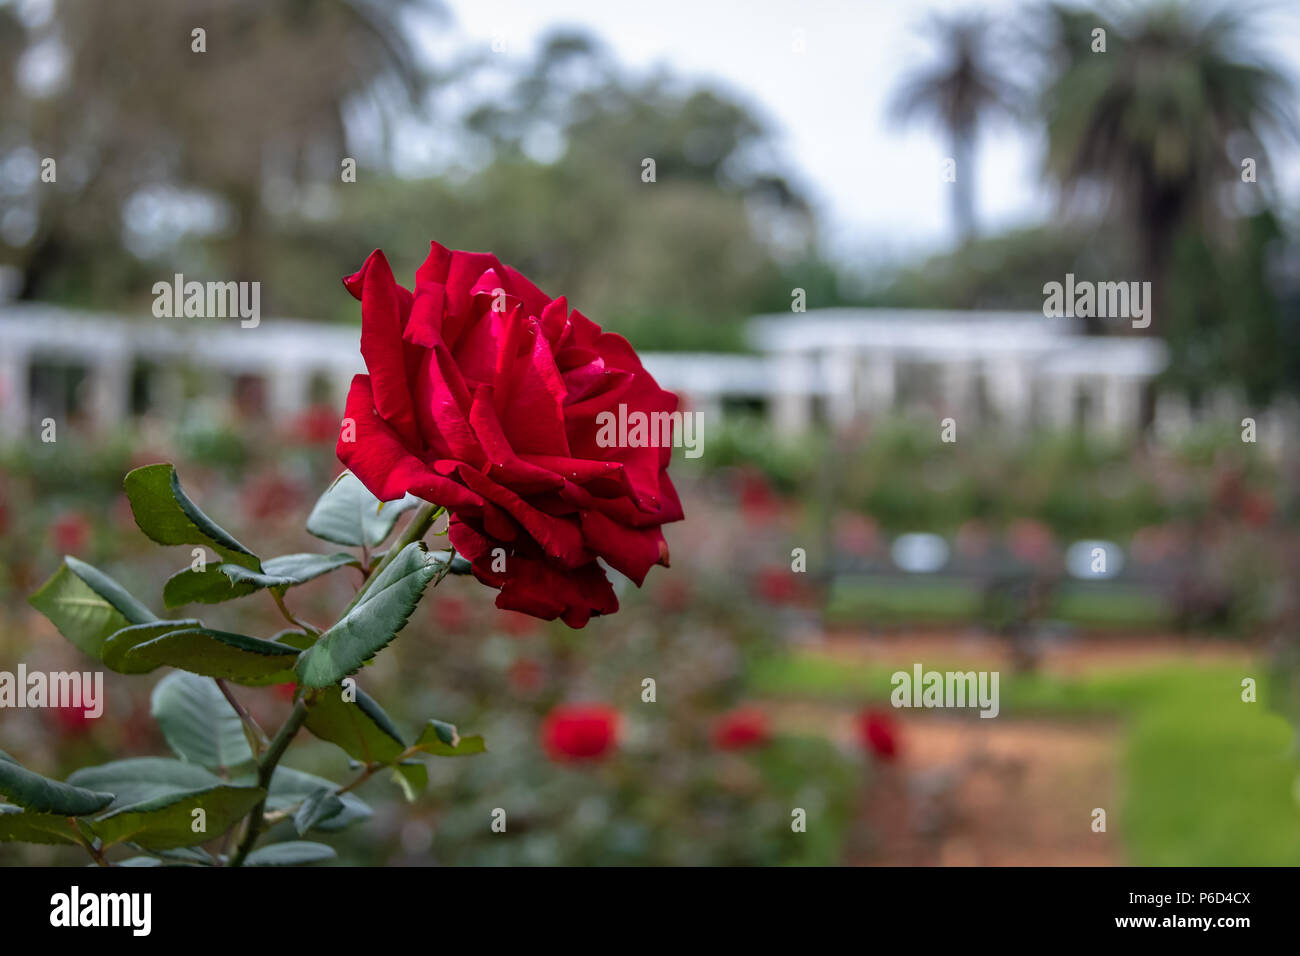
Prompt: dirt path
<box><xmin>855</xmin><ymin>716</ymin><xmax>1121</xmax><ymax>865</ymax></box>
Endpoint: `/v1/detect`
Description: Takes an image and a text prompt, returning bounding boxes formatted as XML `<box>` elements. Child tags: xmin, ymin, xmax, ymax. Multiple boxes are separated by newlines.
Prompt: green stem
<box><xmin>271</xmin><ymin>589</ymin><xmax>318</xmax><ymax>636</ymax></box>
<box><xmin>228</xmin><ymin>697</ymin><xmax>311</xmax><ymax>867</ymax></box>
<box><xmin>215</xmin><ymin>678</ymin><xmax>269</xmax><ymax>755</ymax></box>
<box><xmin>343</xmin><ymin>503</ymin><xmax>442</xmax><ymax>615</ymax></box>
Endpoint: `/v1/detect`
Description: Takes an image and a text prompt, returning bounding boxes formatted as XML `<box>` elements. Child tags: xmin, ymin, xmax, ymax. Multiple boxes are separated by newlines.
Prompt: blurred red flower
<box><xmin>290</xmin><ymin>403</ymin><xmax>343</xmax><ymax>445</ymax></box>
<box><xmin>51</xmin><ymin>703</ymin><xmax>93</xmax><ymax>736</ymax></box>
<box><xmin>755</xmin><ymin>567</ymin><xmax>804</xmax><ymax>604</ymax></box>
<box><xmin>244</xmin><ymin>472</ymin><xmax>304</xmax><ymax>521</ymax></box>
<box><xmin>541</xmin><ymin>704</ymin><xmax>619</xmax><ymax>762</ymax></box>
<box><xmin>736</xmin><ymin>467</ymin><xmax>782</xmax><ymax>518</ymax></box>
<box><xmin>499</xmin><ymin>609</ymin><xmax>540</xmax><ymax>637</ymax></box>
<box><xmin>51</xmin><ymin>512</ymin><xmax>91</xmax><ymax>555</ymax></box>
<box><xmin>712</xmin><ymin>707</ymin><xmax>770</xmax><ymax>751</ymax></box>
<box><xmin>856</xmin><ymin>708</ymin><xmax>900</xmax><ymax>761</ymax></box>
<box><xmin>1006</xmin><ymin>518</ymin><xmax>1055</xmax><ymax>564</ymax></box>
<box><xmin>508</xmin><ymin>658</ymin><xmax>544</xmax><ymax>694</ymax></box>
<box><xmin>1240</xmin><ymin>491</ymin><xmax>1274</xmax><ymax>529</ymax></box>
<box><xmin>432</xmin><ymin>594</ymin><xmax>468</xmax><ymax>632</ymax></box>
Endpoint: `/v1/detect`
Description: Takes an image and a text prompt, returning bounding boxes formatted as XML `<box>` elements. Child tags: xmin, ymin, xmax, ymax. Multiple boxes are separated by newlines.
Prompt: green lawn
<box><xmin>749</xmin><ymin>651</ymin><xmax>1300</xmax><ymax>865</ymax></box>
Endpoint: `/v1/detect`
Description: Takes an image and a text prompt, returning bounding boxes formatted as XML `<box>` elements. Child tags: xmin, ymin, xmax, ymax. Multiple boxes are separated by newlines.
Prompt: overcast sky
<box><xmin>435</xmin><ymin>0</ymin><xmax>1300</xmax><ymax>266</ymax></box>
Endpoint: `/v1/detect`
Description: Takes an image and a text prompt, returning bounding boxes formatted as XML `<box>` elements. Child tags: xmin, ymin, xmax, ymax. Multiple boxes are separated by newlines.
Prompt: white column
<box><xmin>987</xmin><ymin>357</ymin><xmax>1031</xmax><ymax>429</ymax></box>
<box><xmin>824</xmin><ymin>349</ymin><xmax>856</xmax><ymax>428</ymax></box>
<box><xmin>267</xmin><ymin>362</ymin><xmax>310</xmax><ymax>420</ymax></box>
<box><xmin>1098</xmin><ymin>375</ymin><xmax>1140</xmax><ymax>435</ymax></box>
<box><xmin>0</xmin><ymin>345</ymin><xmax>29</xmax><ymax>438</ymax></box>
<box><xmin>771</xmin><ymin>351</ymin><xmax>815</xmax><ymax>434</ymax></box>
<box><xmin>88</xmin><ymin>349</ymin><xmax>131</xmax><ymax>433</ymax></box>
<box><xmin>865</xmin><ymin>351</ymin><xmax>896</xmax><ymax>417</ymax></box>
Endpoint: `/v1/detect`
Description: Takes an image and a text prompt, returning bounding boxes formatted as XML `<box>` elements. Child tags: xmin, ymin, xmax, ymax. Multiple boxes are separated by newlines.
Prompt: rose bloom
<box><xmin>540</xmin><ymin>704</ymin><xmax>619</xmax><ymax>762</ymax></box>
<box><xmin>338</xmin><ymin>243</ymin><xmax>683</xmax><ymax>627</ymax></box>
<box><xmin>856</xmin><ymin>708</ymin><xmax>900</xmax><ymax>761</ymax></box>
<box><xmin>712</xmin><ymin>707</ymin><xmax>770</xmax><ymax>751</ymax></box>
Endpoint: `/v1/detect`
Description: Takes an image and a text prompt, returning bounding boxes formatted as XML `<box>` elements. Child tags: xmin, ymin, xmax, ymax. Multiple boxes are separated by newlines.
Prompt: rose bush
<box><xmin>338</xmin><ymin>243</ymin><xmax>683</xmax><ymax>627</ymax></box>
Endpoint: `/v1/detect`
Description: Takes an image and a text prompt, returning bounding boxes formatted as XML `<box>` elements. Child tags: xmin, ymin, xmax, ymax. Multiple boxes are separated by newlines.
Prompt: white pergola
<box><xmin>0</xmin><ymin>302</ymin><xmax>1174</xmax><ymax>440</ymax></box>
<box><xmin>747</xmin><ymin>308</ymin><xmax>1170</xmax><ymax>434</ymax></box>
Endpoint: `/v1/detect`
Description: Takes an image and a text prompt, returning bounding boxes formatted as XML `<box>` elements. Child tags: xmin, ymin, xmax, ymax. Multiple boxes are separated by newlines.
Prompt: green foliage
<box><xmin>28</xmin><ymin>558</ymin><xmax>157</xmax><ymax>659</ymax></box>
<box><xmin>0</xmin><ymin>750</ymin><xmax>114</xmax><ymax>815</ymax></box>
<box><xmin>306</xmin><ymin>472</ymin><xmax>421</xmax><ymax>548</ymax></box>
<box><xmin>150</xmin><ymin>672</ymin><xmax>254</xmax><ymax>773</ymax></box>
<box><xmin>10</xmin><ymin>462</ymin><xmax>483</xmax><ymax>865</ymax></box>
<box><xmin>124</xmin><ymin>464</ymin><xmax>260</xmax><ymax>569</ymax></box>
<box><xmin>126</xmin><ymin>628</ymin><xmax>300</xmax><ymax>686</ymax></box>
<box><xmin>296</xmin><ymin>542</ymin><xmax>439</xmax><ymax>687</ymax></box>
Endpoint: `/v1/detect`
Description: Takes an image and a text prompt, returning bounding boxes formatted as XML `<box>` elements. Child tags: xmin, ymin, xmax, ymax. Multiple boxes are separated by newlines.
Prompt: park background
<box><xmin>1</xmin><ymin>0</ymin><xmax>1299</xmax><ymax>865</ymax></box>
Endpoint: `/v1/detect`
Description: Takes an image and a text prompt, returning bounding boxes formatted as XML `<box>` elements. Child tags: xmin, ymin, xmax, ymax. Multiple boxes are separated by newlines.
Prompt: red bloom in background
<box><xmin>337</xmin><ymin>243</ymin><xmax>683</xmax><ymax>628</ymax></box>
<box><xmin>712</xmin><ymin>707</ymin><xmax>770</xmax><ymax>751</ymax></box>
<box><xmin>856</xmin><ymin>709</ymin><xmax>900</xmax><ymax>761</ymax></box>
<box><xmin>51</xmin><ymin>512</ymin><xmax>91</xmax><ymax>555</ymax></box>
<box><xmin>50</xmin><ymin>703</ymin><xmax>93</xmax><ymax>736</ymax></box>
<box><xmin>290</xmin><ymin>403</ymin><xmax>343</xmax><ymax>445</ymax></box>
<box><xmin>755</xmin><ymin>566</ymin><xmax>805</xmax><ymax>604</ymax></box>
<box><xmin>541</xmin><ymin>704</ymin><xmax>619</xmax><ymax>762</ymax></box>
<box><xmin>508</xmin><ymin>658</ymin><xmax>544</xmax><ymax>694</ymax></box>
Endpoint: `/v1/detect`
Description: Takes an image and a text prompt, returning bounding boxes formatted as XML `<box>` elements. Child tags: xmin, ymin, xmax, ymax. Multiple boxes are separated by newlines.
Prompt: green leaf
<box><xmin>296</xmin><ymin>542</ymin><xmax>439</xmax><ymax>687</ymax></box>
<box><xmin>163</xmin><ymin>566</ymin><xmax>260</xmax><ymax>607</ymax></box>
<box><xmin>293</xmin><ymin>789</ymin><xmax>344</xmax><ymax>836</ymax></box>
<box><xmin>243</xmin><ymin>841</ymin><xmax>337</xmax><ymax>866</ymax></box>
<box><xmin>391</xmin><ymin>761</ymin><xmax>427</xmax><ymax>802</ymax></box>
<box><xmin>263</xmin><ymin>767</ymin><xmax>370</xmax><ymax>833</ymax></box>
<box><xmin>89</xmin><ymin>785</ymin><xmax>264</xmax><ymax>850</ymax></box>
<box><xmin>0</xmin><ymin>805</ymin><xmax>84</xmax><ymax>845</ymax></box>
<box><xmin>303</xmin><ymin>685</ymin><xmax>407</xmax><ymax>765</ymax></box>
<box><xmin>125</xmin><ymin>627</ymin><xmax>299</xmax><ymax>686</ymax></box>
<box><xmin>101</xmin><ymin>619</ymin><xmax>202</xmax><ymax>674</ymax></box>
<box><xmin>223</xmin><ymin>553</ymin><xmax>361</xmax><ymax>588</ymax></box>
<box><xmin>28</xmin><ymin>557</ymin><xmax>157</xmax><ymax>659</ymax></box>
<box><xmin>66</xmin><ymin>758</ymin><xmax>223</xmax><ymax>811</ymax></box>
<box><xmin>124</xmin><ymin>463</ymin><xmax>260</xmax><ymax>570</ymax></box>
<box><xmin>306</xmin><ymin>471</ymin><xmax>421</xmax><ymax>548</ymax></box>
<box><xmin>0</xmin><ymin>750</ymin><xmax>114</xmax><ymax>815</ymax></box>
<box><xmin>150</xmin><ymin>672</ymin><xmax>254</xmax><ymax>772</ymax></box>
<box><xmin>163</xmin><ymin>553</ymin><xmax>360</xmax><ymax>608</ymax></box>
<box><xmin>411</xmin><ymin>720</ymin><xmax>487</xmax><ymax>758</ymax></box>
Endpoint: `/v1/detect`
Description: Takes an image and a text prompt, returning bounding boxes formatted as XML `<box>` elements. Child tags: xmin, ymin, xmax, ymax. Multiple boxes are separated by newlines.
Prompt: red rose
<box><xmin>856</xmin><ymin>708</ymin><xmax>900</xmax><ymax>761</ymax></box>
<box><xmin>337</xmin><ymin>244</ymin><xmax>683</xmax><ymax>628</ymax></box>
<box><xmin>712</xmin><ymin>707</ymin><xmax>770</xmax><ymax>751</ymax></box>
<box><xmin>540</xmin><ymin>704</ymin><xmax>619</xmax><ymax>762</ymax></box>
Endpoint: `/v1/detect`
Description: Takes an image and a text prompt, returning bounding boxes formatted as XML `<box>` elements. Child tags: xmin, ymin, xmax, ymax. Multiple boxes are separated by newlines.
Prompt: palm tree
<box><xmin>891</xmin><ymin>12</ymin><xmax>1023</xmax><ymax>243</ymax></box>
<box><xmin>1039</xmin><ymin>1</ymin><xmax>1296</xmax><ymax>331</ymax></box>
